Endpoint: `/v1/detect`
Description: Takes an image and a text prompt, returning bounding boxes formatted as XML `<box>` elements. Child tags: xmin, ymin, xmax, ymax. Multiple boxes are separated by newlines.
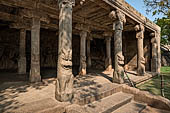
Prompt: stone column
<box><xmin>29</xmin><ymin>17</ymin><xmax>41</xmax><ymax>82</ymax></box>
<box><xmin>156</xmin><ymin>30</ymin><xmax>161</xmax><ymax>74</ymax></box>
<box><xmin>87</xmin><ymin>36</ymin><xmax>92</xmax><ymax>68</ymax></box>
<box><xmin>104</xmin><ymin>32</ymin><xmax>112</xmax><ymax>71</ymax></box>
<box><xmin>135</xmin><ymin>24</ymin><xmax>145</xmax><ymax>76</ymax></box>
<box><xmin>18</xmin><ymin>29</ymin><xmax>26</xmax><ymax>74</ymax></box>
<box><xmin>79</xmin><ymin>31</ymin><xmax>87</xmax><ymax>75</ymax></box>
<box><xmin>55</xmin><ymin>0</ymin><xmax>74</xmax><ymax>102</ymax></box>
<box><xmin>150</xmin><ymin>32</ymin><xmax>157</xmax><ymax>72</ymax></box>
<box><xmin>109</xmin><ymin>10</ymin><xmax>126</xmax><ymax>84</ymax></box>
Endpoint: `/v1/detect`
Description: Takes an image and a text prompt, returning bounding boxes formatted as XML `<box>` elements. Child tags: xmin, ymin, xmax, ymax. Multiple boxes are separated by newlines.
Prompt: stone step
<box><xmin>112</xmin><ymin>101</ymin><xmax>146</xmax><ymax>113</ymax></box>
<box><xmin>8</xmin><ymin>98</ymin><xmax>67</xmax><ymax>113</ymax></box>
<box><xmin>84</xmin><ymin>92</ymin><xmax>133</xmax><ymax>113</ymax></box>
<box><xmin>72</xmin><ymin>83</ymin><xmax>122</xmax><ymax>105</ymax></box>
<box><xmin>141</xmin><ymin>106</ymin><xmax>170</xmax><ymax>113</ymax></box>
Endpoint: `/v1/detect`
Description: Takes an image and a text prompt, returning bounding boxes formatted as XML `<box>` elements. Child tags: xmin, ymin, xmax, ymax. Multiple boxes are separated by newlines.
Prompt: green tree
<box><xmin>144</xmin><ymin>0</ymin><xmax>170</xmax><ymax>16</ymax></box>
<box><xmin>143</xmin><ymin>0</ymin><xmax>170</xmax><ymax>44</ymax></box>
<box><xmin>155</xmin><ymin>17</ymin><xmax>170</xmax><ymax>44</ymax></box>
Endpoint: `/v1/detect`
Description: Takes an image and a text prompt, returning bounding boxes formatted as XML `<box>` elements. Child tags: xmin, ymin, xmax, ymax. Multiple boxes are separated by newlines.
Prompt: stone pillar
<box><xmin>150</xmin><ymin>32</ymin><xmax>158</xmax><ymax>72</ymax></box>
<box><xmin>156</xmin><ymin>30</ymin><xmax>161</xmax><ymax>74</ymax></box>
<box><xmin>104</xmin><ymin>32</ymin><xmax>112</xmax><ymax>71</ymax></box>
<box><xmin>55</xmin><ymin>0</ymin><xmax>74</xmax><ymax>102</ymax></box>
<box><xmin>29</xmin><ymin>17</ymin><xmax>41</xmax><ymax>82</ymax></box>
<box><xmin>135</xmin><ymin>24</ymin><xmax>145</xmax><ymax>76</ymax></box>
<box><xmin>18</xmin><ymin>29</ymin><xmax>26</xmax><ymax>74</ymax></box>
<box><xmin>109</xmin><ymin>10</ymin><xmax>126</xmax><ymax>84</ymax></box>
<box><xmin>79</xmin><ymin>31</ymin><xmax>87</xmax><ymax>75</ymax></box>
<box><xmin>87</xmin><ymin>36</ymin><xmax>92</xmax><ymax>68</ymax></box>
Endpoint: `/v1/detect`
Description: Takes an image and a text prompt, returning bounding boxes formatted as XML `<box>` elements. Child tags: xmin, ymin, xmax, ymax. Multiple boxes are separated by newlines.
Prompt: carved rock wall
<box><xmin>0</xmin><ymin>27</ymin><xmax>19</xmax><ymax>70</ymax></box>
<box><xmin>123</xmin><ymin>31</ymin><xmax>137</xmax><ymax>71</ymax></box>
<box><xmin>122</xmin><ymin>31</ymin><xmax>151</xmax><ymax>71</ymax></box>
<box><xmin>91</xmin><ymin>39</ymin><xmax>106</xmax><ymax>70</ymax></box>
<box><xmin>0</xmin><ymin>28</ymin><xmax>81</xmax><ymax>73</ymax></box>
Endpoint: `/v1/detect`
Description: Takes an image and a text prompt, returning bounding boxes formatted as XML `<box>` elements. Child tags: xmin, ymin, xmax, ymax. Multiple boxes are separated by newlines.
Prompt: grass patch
<box><xmin>137</xmin><ymin>67</ymin><xmax>170</xmax><ymax>100</ymax></box>
<box><xmin>161</xmin><ymin>66</ymin><xmax>170</xmax><ymax>74</ymax></box>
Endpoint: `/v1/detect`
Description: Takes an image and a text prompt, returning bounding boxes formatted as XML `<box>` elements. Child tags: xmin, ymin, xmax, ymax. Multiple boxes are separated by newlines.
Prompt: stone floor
<box><xmin>0</xmin><ymin>69</ymin><xmax>158</xmax><ymax>112</ymax></box>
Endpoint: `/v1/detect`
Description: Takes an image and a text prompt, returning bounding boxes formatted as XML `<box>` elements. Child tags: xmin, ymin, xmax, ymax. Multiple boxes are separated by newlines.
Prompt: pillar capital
<box><xmin>75</xmin><ymin>23</ymin><xmax>90</xmax><ymax>33</ymax></box>
<box><xmin>150</xmin><ymin>32</ymin><xmax>155</xmax><ymax>37</ymax></box>
<box><xmin>58</xmin><ymin>0</ymin><xmax>75</xmax><ymax>7</ymax></box>
<box><xmin>109</xmin><ymin>10</ymin><xmax>126</xmax><ymax>31</ymax></box>
<box><xmin>109</xmin><ymin>10</ymin><xmax>126</xmax><ymax>23</ymax></box>
<box><xmin>134</xmin><ymin>24</ymin><xmax>145</xmax><ymax>32</ymax></box>
<box><xmin>103</xmin><ymin>31</ymin><xmax>112</xmax><ymax>37</ymax></box>
<box><xmin>87</xmin><ymin>34</ymin><xmax>93</xmax><ymax>41</ymax></box>
<box><xmin>150</xmin><ymin>32</ymin><xmax>157</xmax><ymax>44</ymax></box>
<box><xmin>80</xmin><ymin>31</ymin><xmax>88</xmax><ymax>40</ymax></box>
<box><xmin>135</xmin><ymin>24</ymin><xmax>145</xmax><ymax>39</ymax></box>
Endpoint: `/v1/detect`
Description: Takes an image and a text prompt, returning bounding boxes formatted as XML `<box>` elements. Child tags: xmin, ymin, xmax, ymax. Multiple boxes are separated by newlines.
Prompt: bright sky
<box><xmin>125</xmin><ymin>0</ymin><xmax>164</xmax><ymax>21</ymax></box>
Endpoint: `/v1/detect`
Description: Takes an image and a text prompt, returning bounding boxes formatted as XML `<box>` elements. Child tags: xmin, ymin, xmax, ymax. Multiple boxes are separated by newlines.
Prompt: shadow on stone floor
<box><xmin>0</xmin><ymin>79</ymin><xmax>55</xmax><ymax>112</ymax></box>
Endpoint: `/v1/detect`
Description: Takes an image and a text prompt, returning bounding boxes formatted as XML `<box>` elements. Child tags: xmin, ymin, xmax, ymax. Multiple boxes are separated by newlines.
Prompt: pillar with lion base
<box><xmin>55</xmin><ymin>0</ymin><xmax>75</xmax><ymax>102</ymax></box>
<box><xmin>109</xmin><ymin>10</ymin><xmax>126</xmax><ymax>84</ymax></box>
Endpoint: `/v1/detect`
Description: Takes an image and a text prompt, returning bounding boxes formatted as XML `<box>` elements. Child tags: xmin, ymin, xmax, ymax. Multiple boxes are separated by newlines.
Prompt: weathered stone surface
<box><xmin>135</xmin><ymin>24</ymin><xmax>145</xmax><ymax>76</ymax></box>
<box><xmin>141</xmin><ymin>106</ymin><xmax>170</xmax><ymax>113</ymax></box>
<box><xmin>110</xmin><ymin>10</ymin><xmax>126</xmax><ymax>84</ymax></box>
<box><xmin>55</xmin><ymin>0</ymin><xmax>74</xmax><ymax>102</ymax></box>
<box><xmin>121</xmin><ymin>84</ymin><xmax>170</xmax><ymax>111</ymax></box>
<box><xmin>65</xmin><ymin>104</ymin><xmax>88</xmax><ymax>113</ymax></box>
<box><xmin>29</xmin><ymin>17</ymin><xmax>41</xmax><ymax>82</ymax></box>
<box><xmin>18</xmin><ymin>29</ymin><xmax>26</xmax><ymax>74</ymax></box>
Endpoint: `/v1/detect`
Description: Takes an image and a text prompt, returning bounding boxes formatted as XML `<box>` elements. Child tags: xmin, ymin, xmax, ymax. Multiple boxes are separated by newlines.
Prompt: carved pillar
<box><xmin>109</xmin><ymin>10</ymin><xmax>126</xmax><ymax>84</ymax></box>
<box><xmin>150</xmin><ymin>32</ymin><xmax>157</xmax><ymax>72</ymax></box>
<box><xmin>75</xmin><ymin>24</ymin><xmax>90</xmax><ymax>75</ymax></box>
<box><xmin>135</xmin><ymin>24</ymin><xmax>145</xmax><ymax>76</ymax></box>
<box><xmin>79</xmin><ymin>31</ymin><xmax>87</xmax><ymax>75</ymax></box>
<box><xmin>55</xmin><ymin>0</ymin><xmax>74</xmax><ymax>102</ymax></box>
<box><xmin>18</xmin><ymin>29</ymin><xmax>26</xmax><ymax>74</ymax></box>
<box><xmin>156</xmin><ymin>30</ymin><xmax>161</xmax><ymax>73</ymax></box>
<box><xmin>29</xmin><ymin>17</ymin><xmax>41</xmax><ymax>82</ymax></box>
<box><xmin>104</xmin><ymin>32</ymin><xmax>112</xmax><ymax>71</ymax></box>
<box><xmin>87</xmin><ymin>36</ymin><xmax>92</xmax><ymax>68</ymax></box>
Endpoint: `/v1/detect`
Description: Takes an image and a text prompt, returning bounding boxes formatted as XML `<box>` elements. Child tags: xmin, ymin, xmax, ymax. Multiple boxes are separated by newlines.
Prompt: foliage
<box><xmin>155</xmin><ymin>17</ymin><xmax>170</xmax><ymax>44</ymax></box>
<box><xmin>144</xmin><ymin>0</ymin><xmax>170</xmax><ymax>16</ymax></box>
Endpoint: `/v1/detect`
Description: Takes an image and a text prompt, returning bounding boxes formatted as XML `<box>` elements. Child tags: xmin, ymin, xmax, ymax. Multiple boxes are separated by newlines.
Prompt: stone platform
<box><xmin>0</xmin><ymin>71</ymin><xmax>169</xmax><ymax>113</ymax></box>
